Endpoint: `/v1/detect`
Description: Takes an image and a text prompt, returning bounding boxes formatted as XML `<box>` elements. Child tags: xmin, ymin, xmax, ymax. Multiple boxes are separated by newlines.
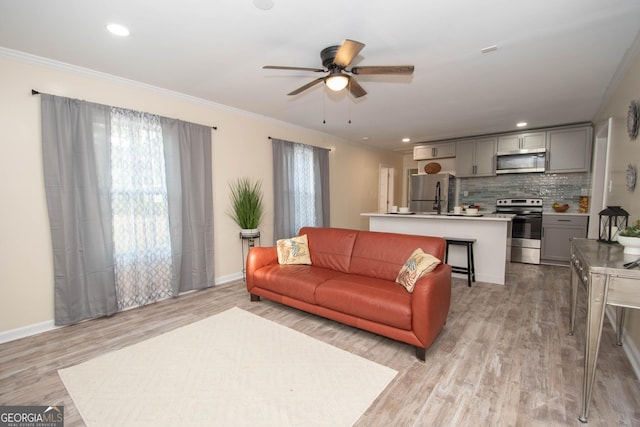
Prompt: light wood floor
<box><xmin>1</xmin><ymin>262</ymin><xmax>639</xmax><ymax>426</ymax></box>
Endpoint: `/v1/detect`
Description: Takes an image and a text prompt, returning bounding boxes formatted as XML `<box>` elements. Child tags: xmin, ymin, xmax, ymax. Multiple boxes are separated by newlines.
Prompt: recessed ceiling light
<box><xmin>402</xmin><ymin>138</ymin><xmax>411</xmax><ymax>143</ymax></box>
<box><xmin>516</xmin><ymin>122</ymin><xmax>528</xmax><ymax>128</ymax></box>
<box><xmin>107</xmin><ymin>23</ymin><xmax>130</xmax><ymax>37</ymax></box>
<box><xmin>362</xmin><ymin>136</ymin><xmax>369</xmax><ymax>141</ymax></box>
<box><xmin>481</xmin><ymin>45</ymin><xmax>498</xmax><ymax>54</ymax></box>
<box><xmin>253</xmin><ymin>0</ymin><xmax>274</xmax><ymax>10</ymax></box>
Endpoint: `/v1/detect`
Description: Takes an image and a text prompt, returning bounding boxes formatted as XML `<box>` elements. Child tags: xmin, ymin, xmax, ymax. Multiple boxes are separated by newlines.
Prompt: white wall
<box><xmin>0</xmin><ymin>52</ymin><xmax>402</xmax><ymax>336</ymax></box>
<box><xmin>594</xmin><ymin>47</ymin><xmax>640</xmax><ymax>366</ymax></box>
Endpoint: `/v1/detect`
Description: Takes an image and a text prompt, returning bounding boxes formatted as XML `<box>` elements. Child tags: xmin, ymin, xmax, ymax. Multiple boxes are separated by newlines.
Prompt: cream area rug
<box><xmin>58</xmin><ymin>307</ymin><xmax>397</xmax><ymax>426</ymax></box>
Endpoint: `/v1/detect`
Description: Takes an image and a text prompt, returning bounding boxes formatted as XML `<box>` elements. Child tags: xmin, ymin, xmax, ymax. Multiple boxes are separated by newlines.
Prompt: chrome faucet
<box><xmin>434</xmin><ymin>181</ymin><xmax>442</xmax><ymax>215</ymax></box>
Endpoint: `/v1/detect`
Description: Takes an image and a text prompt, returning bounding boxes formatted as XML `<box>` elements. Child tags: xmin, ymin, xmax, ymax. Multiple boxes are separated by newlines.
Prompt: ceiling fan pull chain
<box><xmin>322</xmin><ymin>89</ymin><xmax>326</xmax><ymax>124</ymax></box>
<box><xmin>348</xmin><ymin>80</ymin><xmax>352</xmax><ymax>124</ymax></box>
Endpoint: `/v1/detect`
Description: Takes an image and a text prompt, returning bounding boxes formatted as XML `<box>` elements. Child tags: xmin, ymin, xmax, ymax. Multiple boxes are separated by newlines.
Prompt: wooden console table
<box><xmin>569</xmin><ymin>238</ymin><xmax>640</xmax><ymax>423</ymax></box>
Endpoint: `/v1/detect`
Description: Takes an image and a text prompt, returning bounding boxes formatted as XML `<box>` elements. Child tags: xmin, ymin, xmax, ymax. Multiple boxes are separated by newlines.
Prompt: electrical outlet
<box><xmin>463</xmin><ymin>191</ymin><xmax>469</xmax><ymax>197</ymax></box>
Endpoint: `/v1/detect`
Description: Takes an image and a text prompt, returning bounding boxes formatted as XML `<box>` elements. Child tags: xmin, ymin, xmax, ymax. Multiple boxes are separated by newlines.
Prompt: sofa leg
<box><xmin>250</xmin><ymin>294</ymin><xmax>261</xmax><ymax>302</ymax></box>
<box><xmin>415</xmin><ymin>346</ymin><xmax>426</xmax><ymax>361</ymax></box>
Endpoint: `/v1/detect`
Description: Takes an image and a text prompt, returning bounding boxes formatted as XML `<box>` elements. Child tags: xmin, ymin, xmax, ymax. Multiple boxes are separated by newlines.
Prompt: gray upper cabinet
<box><xmin>546</xmin><ymin>126</ymin><xmax>593</xmax><ymax>173</ymax></box>
<box><xmin>497</xmin><ymin>131</ymin><xmax>546</xmax><ymax>152</ymax></box>
<box><xmin>455</xmin><ymin>137</ymin><xmax>496</xmax><ymax>177</ymax></box>
<box><xmin>413</xmin><ymin>142</ymin><xmax>456</xmax><ymax>160</ymax></box>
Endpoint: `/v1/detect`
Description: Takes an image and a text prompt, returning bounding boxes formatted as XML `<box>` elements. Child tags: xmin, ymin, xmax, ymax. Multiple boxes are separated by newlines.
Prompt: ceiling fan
<box><xmin>263</xmin><ymin>39</ymin><xmax>414</xmax><ymax>98</ymax></box>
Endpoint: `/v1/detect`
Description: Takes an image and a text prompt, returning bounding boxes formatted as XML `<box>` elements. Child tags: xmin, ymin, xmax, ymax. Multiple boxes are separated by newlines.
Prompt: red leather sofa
<box><xmin>246</xmin><ymin>227</ymin><xmax>452</xmax><ymax>360</ymax></box>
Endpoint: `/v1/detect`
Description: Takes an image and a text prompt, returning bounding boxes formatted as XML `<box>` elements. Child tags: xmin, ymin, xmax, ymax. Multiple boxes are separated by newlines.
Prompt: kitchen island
<box><xmin>361</xmin><ymin>212</ymin><xmax>514</xmax><ymax>285</ymax></box>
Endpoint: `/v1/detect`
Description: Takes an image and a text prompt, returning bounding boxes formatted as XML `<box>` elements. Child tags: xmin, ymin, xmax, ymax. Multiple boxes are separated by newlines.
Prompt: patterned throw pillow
<box><xmin>277</xmin><ymin>234</ymin><xmax>312</xmax><ymax>265</ymax></box>
<box><xmin>395</xmin><ymin>248</ymin><xmax>441</xmax><ymax>292</ymax></box>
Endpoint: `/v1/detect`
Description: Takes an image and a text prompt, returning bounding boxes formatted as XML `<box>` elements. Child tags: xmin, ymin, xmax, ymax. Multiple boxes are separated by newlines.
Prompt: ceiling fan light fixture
<box><xmin>325</xmin><ymin>74</ymin><xmax>349</xmax><ymax>91</ymax></box>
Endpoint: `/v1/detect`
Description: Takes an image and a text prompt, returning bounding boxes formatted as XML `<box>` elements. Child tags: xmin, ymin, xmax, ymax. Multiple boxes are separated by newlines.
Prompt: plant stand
<box><xmin>240</xmin><ymin>231</ymin><xmax>260</xmax><ymax>281</ymax></box>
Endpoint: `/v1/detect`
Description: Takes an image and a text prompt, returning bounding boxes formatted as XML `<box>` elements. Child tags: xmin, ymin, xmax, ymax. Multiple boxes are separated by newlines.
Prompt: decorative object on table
<box><xmin>627</xmin><ymin>99</ymin><xmax>639</xmax><ymax>140</ymax></box>
<box><xmin>579</xmin><ymin>196</ymin><xmax>590</xmax><ymax>213</ymax></box>
<box><xmin>618</xmin><ymin>236</ymin><xmax>640</xmax><ymax>255</ymax></box>
<box><xmin>626</xmin><ymin>164</ymin><xmax>636</xmax><ymax>192</ymax></box>
<box><xmin>424</xmin><ymin>162</ymin><xmax>442</xmax><ymax>174</ymax></box>
<box><xmin>619</xmin><ymin>220</ymin><xmax>640</xmax><ymax>254</ymax></box>
<box><xmin>552</xmin><ymin>202</ymin><xmax>569</xmax><ymax>212</ymax></box>
<box><xmin>228</xmin><ymin>177</ymin><xmax>264</xmax><ymax>238</ymax></box>
<box><xmin>598</xmin><ymin>206</ymin><xmax>629</xmax><ymax>243</ymax></box>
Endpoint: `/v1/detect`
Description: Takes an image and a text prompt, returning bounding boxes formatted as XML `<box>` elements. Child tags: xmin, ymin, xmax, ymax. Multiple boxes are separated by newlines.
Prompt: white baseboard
<box><xmin>0</xmin><ymin>320</ymin><xmax>59</xmax><ymax>344</ymax></box>
<box><xmin>0</xmin><ymin>273</ymin><xmax>246</xmax><ymax>345</ymax></box>
<box><xmin>606</xmin><ymin>306</ymin><xmax>640</xmax><ymax>382</ymax></box>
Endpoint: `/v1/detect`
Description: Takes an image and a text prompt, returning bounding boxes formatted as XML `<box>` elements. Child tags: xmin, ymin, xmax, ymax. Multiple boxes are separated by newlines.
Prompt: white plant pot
<box><xmin>618</xmin><ymin>236</ymin><xmax>640</xmax><ymax>255</ymax></box>
<box><xmin>240</xmin><ymin>229</ymin><xmax>260</xmax><ymax>238</ymax></box>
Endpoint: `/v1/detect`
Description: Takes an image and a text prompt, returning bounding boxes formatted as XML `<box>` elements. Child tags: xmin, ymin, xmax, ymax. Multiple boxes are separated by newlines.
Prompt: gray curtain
<box><xmin>272</xmin><ymin>138</ymin><xmax>330</xmax><ymax>241</ymax></box>
<box><xmin>162</xmin><ymin>118</ymin><xmax>215</xmax><ymax>293</ymax></box>
<box><xmin>41</xmin><ymin>95</ymin><xmax>118</xmax><ymax>325</ymax></box>
<box><xmin>41</xmin><ymin>94</ymin><xmax>214</xmax><ymax>325</ymax></box>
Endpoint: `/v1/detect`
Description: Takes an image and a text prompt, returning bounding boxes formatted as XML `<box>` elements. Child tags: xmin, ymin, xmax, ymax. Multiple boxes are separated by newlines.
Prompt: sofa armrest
<box><xmin>246</xmin><ymin>246</ymin><xmax>278</xmax><ymax>292</ymax></box>
<box><xmin>410</xmin><ymin>263</ymin><xmax>452</xmax><ymax>348</ymax></box>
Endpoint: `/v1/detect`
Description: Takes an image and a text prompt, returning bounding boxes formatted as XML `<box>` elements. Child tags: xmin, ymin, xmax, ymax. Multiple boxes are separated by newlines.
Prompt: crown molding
<box><xmin>0</xmin><ymin>47</ymin><xmax>277</xmax><ymax>122</ymax></box>
<box><xmin>0</xmin><ymin>47</ymin><xmax>393</xmax><ymax>153</ymax></box>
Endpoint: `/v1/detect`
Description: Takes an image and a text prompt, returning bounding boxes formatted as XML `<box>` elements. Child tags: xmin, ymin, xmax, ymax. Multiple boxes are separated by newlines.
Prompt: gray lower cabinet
<box><xmin>541</xmin><ymin>214</ymin><xmax>589</xmax><ymax>264</ymax></box>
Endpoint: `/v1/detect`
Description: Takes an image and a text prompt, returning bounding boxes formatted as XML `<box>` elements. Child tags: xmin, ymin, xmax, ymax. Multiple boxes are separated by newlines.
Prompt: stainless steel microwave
<box><xmin>495</xmin><ymin>148</ymin><xmax>546</xmax><ymax>174</ymax></box>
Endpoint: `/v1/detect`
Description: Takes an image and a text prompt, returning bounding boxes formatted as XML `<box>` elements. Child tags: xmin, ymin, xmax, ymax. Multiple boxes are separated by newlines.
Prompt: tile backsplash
<box><xmin>457</xmin><ymin>172</ymin><xmax>591</xmax><ymax>212</ymax></box>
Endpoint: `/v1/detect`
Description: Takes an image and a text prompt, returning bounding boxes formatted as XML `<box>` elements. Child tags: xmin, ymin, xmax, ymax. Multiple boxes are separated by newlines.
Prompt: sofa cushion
<box><xmin>250</xmin><ymin>264</ymin><xmax>342</xmax><ymax>304</ymax></box>
<box><xmin>349</xmin><ymin>231</ymin><xmax>446</xmax><ymax>281</ymax></box>
<box><xmin>299</xmin><ymin>227</ymin><xmax>358</xmax><ymax>273</ymax></box>
<box><xmin>315</xmin><ymin>274</ymin><xmax>412</xmax><ymax>330</ymax></box>
<box><xmin>395</xmin><ymin>248</ymin><xmax>441</xmax><ymax>292</ymax></box>
<box><xmin>277</xmin><ymin>234</ymin><xmax>312</xmax><ymax>265</ymax></box>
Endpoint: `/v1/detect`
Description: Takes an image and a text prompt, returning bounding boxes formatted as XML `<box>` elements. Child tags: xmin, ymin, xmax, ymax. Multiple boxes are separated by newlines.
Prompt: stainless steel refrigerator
<box><xmin>409</xmin><ymin>173</ymin><xmax>455</xmax><ymax>213</ymax></box>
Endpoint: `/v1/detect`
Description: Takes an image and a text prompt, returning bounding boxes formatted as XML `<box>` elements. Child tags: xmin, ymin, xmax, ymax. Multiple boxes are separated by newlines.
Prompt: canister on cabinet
<box><xmin>579</xmin><ymin>196</ymin><xmax>589</xmax><ymax>213</ymax></box>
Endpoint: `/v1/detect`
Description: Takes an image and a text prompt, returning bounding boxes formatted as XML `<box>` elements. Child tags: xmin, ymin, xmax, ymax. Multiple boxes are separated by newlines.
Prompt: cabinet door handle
<box><xmin>432</xmin><ymin>147</ymin><xmax>436</xmax><ymax>157</ymax></box>
<box><xmin>557</xmin><ymin>219</ymin><xmax>571</xmax><ymax>222</ymax></box>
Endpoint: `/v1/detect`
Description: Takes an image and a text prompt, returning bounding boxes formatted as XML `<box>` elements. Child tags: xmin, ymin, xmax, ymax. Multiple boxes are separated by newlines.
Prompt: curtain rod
<box><xmin>31</xmin><ymin>89</ymin><xmax>217</xmax><ymax>130</ymax></box>
<box><xmin>268</xmin><ymin>136</ymin><xmax>332</xmax><ymax>151</ymax></box>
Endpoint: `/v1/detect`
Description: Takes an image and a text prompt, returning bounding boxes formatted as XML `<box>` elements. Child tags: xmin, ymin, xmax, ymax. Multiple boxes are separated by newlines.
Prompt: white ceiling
<box><xmin>2</xmin><ymin>0</ymin><xmax>640</xmax><ymax>151</ymax></box>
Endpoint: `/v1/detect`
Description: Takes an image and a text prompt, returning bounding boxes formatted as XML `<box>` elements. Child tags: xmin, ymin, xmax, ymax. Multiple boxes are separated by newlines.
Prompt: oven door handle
<box><xmin>513</xmin><ymin>213</ymin><xmax>543</xmax><ymax>219</ymax></box>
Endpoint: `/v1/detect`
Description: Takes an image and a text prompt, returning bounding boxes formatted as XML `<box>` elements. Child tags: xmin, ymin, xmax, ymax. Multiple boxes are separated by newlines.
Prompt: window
<box><xmin>41</xmin><ymin>94</ymin><xmax>214</xmax><ymax>325</ymax></box>
<box><xmin>110</xmin><ymin>108</ymin><xmax>173</xmax><ymax>310</ymax></box>
<box><xmin>272</xmin><ymin>138</ymin><xmax>330</xmax><ymax>241</ymax></box>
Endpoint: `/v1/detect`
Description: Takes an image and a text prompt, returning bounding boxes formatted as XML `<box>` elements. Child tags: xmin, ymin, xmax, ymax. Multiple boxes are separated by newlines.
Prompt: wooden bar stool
<box><xmin>444</xmin><ymin>237</ymin><xmax>476</xmax><ymax>287</ymax></box>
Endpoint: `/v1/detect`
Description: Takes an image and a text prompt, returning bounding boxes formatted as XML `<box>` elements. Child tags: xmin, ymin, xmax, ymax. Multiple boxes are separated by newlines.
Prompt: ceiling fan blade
<box><xmin>347</xmin><ymin>77</ymin><xmax>367</xmax><ymax>98</ymax></box>
<box><xmin>351</xmin><ymin>65</ymin><xmax>415</xmax><ymax>75</ymax></box>
<box><xmin>287</xmin><ymin>77</ymin><xmax>325</xmax><ymax>96</ymax></box>
<box><xmin>333</xmin><ymin>39</ymin><xmax>365</xmax><ymax>68</ymax></box>
<box><xmin>264</xmin><ymin>65</ymin><xmax>325</xmax><ymax>72</ymax></box>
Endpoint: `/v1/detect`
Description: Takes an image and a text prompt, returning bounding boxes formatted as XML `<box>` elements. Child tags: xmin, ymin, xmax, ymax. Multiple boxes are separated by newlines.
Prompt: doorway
<box><xmin>589</xmin><ymin>118</ymin><xmax>612</xmax><ymax>238</ymax></box>
<box><xmin>378</xmin><ymin>165</ymin><xmax>395</xmax><ymax>213</ymax></box>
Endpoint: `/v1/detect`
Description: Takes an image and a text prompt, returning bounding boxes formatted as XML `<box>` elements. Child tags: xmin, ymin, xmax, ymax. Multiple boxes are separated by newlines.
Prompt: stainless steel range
<box><xmin>496</xmin><ymin>198</ymin><xmax>543</xmax><ymax>264</ymax></box>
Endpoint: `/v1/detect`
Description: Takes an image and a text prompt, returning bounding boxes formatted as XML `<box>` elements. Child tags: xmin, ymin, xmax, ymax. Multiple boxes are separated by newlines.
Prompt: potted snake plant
<box><xmin>228</xmin><ymin>177</ymin><xmax>264</xmax><ymax>238</ymax></box>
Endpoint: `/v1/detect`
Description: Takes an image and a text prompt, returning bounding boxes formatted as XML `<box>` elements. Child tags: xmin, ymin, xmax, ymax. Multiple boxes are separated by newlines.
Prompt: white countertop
<box><xmin>361</xmin><ymin>212</ymin><xmax>514</xmax><ymax>222</ymax></box>
<box><xmin>542</xmin><ymin>212</ymin><xmax>590</xmax><ymax>216</ymax></box>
